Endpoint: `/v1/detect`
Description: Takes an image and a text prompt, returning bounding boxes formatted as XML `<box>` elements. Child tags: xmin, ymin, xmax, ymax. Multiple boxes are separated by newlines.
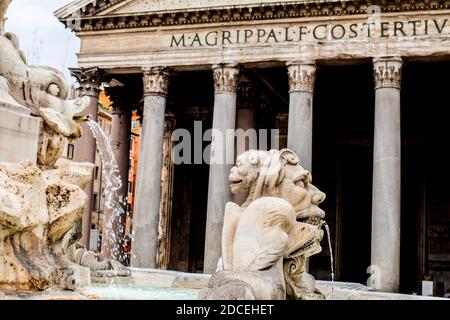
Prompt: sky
<box><xmin>5</xmin><ymin>0</ymin><xmax>78</xmax><ymax>81</ymax></box>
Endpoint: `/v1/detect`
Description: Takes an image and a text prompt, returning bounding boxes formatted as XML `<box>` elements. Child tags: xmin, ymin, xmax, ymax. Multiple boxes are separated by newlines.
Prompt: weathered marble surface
<box><xmin>0</xmin><ymin>1</ymin><xmax>126</xmax><ymax>291</ymax></box>
<box><xmin>1</xmin><ymin>0</ymin><xmax>89</xmax><ymax>155</ymax></box>
<box><xmin>0</xmin><ymin>160</ymin><xmax>93</xmax><ymax>291</ymax></box>
<box><xmin>201</xmin><ymin>149</ymin><xmax>326</xmax><ymax>300</ymax></box>
<box><xmin>0</xmin><ymin>107</ymin><xmax>42</xmax><ymax>164</ymax></box>
<box><xmin>59</xmin><ymin>5</ymin><xmax>450</xmax><ymax>70</ymax></box>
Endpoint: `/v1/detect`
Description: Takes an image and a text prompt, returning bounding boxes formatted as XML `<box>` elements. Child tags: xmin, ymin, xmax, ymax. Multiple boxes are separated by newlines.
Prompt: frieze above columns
<box><xmin>287</xmin><ymin>61</ymin><xmax>317</xmax><ymax>93</ymax></box>
<box><xmin>373</xmin><ymin>56</ymin><xmax>403</xmax><ymax>89</ymax></box>
<box><xmin>70</xmin><ymin>67</ymin><xmax>104</xmax><ymax>98</ymax></box>
<box><xmin>142</xmin><ymin>67</ymin><xmax>171</xmax><ymax>97</ymax></box>
<box><xmin>212</xmin><ymin>64</ymin><xmax>240</xmax><ymax>94</ymax></box>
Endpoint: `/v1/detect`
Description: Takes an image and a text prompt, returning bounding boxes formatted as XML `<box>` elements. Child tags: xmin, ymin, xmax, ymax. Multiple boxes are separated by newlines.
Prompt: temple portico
<box><xmin>56</xmin><ymin>0</ymin><xmax>450</xmax><ymax>294</ymax></box>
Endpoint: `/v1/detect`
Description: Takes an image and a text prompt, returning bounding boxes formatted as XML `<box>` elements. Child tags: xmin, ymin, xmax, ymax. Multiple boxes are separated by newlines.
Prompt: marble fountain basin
<box><xmin>0</xmin><ymin>268</ymin><xmax>446</xmax><ymax>300</ymax></box>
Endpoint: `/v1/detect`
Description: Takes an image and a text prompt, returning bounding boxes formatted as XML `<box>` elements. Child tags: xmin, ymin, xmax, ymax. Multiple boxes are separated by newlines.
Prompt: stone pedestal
<box><xmin>0</xmin><ymin>106</ymin><xmax>42</xmax><ymax>164</ymax></box>
<box><xmin>204</xmin><ymin>64</ymin><xmax>239</xmax><ymax>273</ymax></box>
<box><xmin>70</xmin><ymin>67</ymin><xmax>103</xmax><ymax>248</ymax></box>
<box><xmin>286</xmin><ymin>61</ymin><xmax>316</xmax><ymax>171</ymax></box>
<box><xmin>371</xmin><ymin>56</ymin><xmax>402</xmax><ymax>293</ymax></box>
<box><xmin>130</xmin><ymin>67</ymin><xmax>170</xmax><ymax>268</ymax></box>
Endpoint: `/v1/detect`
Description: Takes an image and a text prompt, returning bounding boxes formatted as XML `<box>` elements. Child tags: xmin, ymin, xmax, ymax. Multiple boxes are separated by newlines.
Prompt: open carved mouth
<box><xmin>288</xmin><ymin>228</ymin><xmax>324</xmax><ymax>259</ymax></box>
<box><xmin>301</xmin><ymin>216</ymin><xmax>322</xmax><ymax>226</ymax></box>
<box><xmin>229</xmin><ymin>178</ymin><xmax>243</xmax><ymax>185</ymax></box>
<box><xmin>288</xmin><ymin>238</ymin><xmax>321</xmax><ymax>258</ymax></box>
<box><xmin>229</xmin><ymin>178</ymin><xmax>246</xmax><ymax>192</ymax></box>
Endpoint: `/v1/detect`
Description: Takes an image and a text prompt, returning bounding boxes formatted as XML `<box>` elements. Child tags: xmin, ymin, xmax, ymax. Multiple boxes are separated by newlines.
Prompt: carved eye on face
<box><xmin>47</xmin><ymin>83</ymin><xmax>61</xmax><ymax>97</ymax></box>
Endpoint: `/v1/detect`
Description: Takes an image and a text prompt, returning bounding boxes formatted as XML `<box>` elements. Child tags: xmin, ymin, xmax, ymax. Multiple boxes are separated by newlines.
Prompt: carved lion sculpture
<box><xmin>227</xmin><ymin>149</ymin><xmax>326</xmax><ymax>299</ymax></box>
<box><xmin>0</xmin><ymin>0</ymin><xmax>90</xmax><ymax>167</ymax></box>
<box><xmin>200</xmin><ymin>197</ymin><xmax>322</xmax><ymax>300</ymax></box>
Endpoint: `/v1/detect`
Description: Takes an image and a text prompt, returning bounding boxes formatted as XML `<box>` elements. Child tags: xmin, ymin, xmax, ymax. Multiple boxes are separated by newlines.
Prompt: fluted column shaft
<box><xmin>130</xmin><ymin>67</ymin><xmax>170</xmax><ymax>268</ymax></box>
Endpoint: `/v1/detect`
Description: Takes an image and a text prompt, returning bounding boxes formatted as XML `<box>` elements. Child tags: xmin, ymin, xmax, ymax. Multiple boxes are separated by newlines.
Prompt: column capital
<box><xmin>212</xmin><ymin>63</ymin><xmax>240</xmax><ymax>94</ymax></box>
<box><xmin>373</xmin><ymin>56</ymin><xmax>403</xmax><ymax>89</ymax></box>
<box><xmin>142</xmin><ymin>66</ymin><xmax>171</xmax><ymax>97</ymax></box>
<box><xmin>70</xmin><ymin>67</ymin><xmax>104</xmax><ymax>97</ymax></box>
<box><xmin>287</xmin><ymin>60</ymin><xmax>317</xmax><ymax>93</ymax></box>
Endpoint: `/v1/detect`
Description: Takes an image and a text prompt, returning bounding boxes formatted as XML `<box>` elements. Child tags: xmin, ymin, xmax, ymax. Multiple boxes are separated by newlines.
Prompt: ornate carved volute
<box><xmin>287</xmin><ymin>61</ymin><xmax>317</xmax><ymax>93</ymax></box>
<box><xmin>212</xmin><ymin>64</ymin><xmax>240</xmax><ymax>94</ymax></box>
<box><xmin>142</xmin><ymin>66</ymin><xmax>171</xmax><ymax>97</ymax></box>
<box><xmin>373</xmin><ymin>56</ymin><xmax>403</xmax><ymax>89</ymax></box>
<box><xmin>70</xmin><ymin>67</ymin><xmax>104</xmax><ymax>97</ymax></box>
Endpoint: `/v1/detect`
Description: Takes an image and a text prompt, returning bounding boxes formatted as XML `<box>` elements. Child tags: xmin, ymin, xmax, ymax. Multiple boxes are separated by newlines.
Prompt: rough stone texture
<box><xmin>0</xmin><ymin>1</ymin><xmax>117</xmax><ymax>292</ymax></box>
<box><xmin>0</xmin><ymin>160</ymin><xmax>93</xmax><ymax>291</ymax></box>
<box><xmin>371</xmin><ymin>57</ymin><xmax>402</xmax><ymax>293</ymax></box>
<box><xmin>131</xmin><ymin>94</ymin><xmax>167</xmax><ymax>268</ymax></box>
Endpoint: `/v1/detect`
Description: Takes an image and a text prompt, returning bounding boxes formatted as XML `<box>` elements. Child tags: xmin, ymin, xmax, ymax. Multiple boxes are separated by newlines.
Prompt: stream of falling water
<box><xmin>323</xmin><ymin>224</ymin><xmax>335</xmax><ymax>299</ymax></box>
<box><xmin>324</xmin><ymin>224</ymin><xmax>335</xmax><ymax>283</ymax></box>
<box><xmin>87</xmin><ymin>120</ymin><xmax>126</xmax><ymax>263</ymax></box>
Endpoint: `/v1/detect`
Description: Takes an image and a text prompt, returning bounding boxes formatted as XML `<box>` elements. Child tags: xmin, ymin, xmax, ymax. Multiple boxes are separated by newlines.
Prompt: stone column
<box><xmin>234</xmin><ymin>72</ymin><xmax>257</xmax><ymax>205</ymax></box>
<box><xmin>101</xmin><ymin>87</ymin><xmax>131</xmax><ymax>262</ymax></box>
<box><xmin>204</xmin><ymin>64</ymin><xmax>239</xmax><ymax>273</ymax></box>
<box><xmin>130</xmin><ymin>67</ymin><xmax>170</xmax><ymax>268</ymax></box>
<box><xmin>371</xmin><ymin>56</ymin><xmax>403</xmax><ymax>292</ymax></box>
<box><xmin>286</xmin><ymin>61</ymin><xmax>316</xmax><ymax>171</ymax></box>
<box><xmin>70</xmin><ymin>67</ymin><xmax>103</xmax><ymax>248</ymax></box>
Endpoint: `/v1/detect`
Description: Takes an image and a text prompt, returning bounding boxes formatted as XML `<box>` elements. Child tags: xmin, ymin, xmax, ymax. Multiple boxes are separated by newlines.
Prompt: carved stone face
<box><xmin>28</xmin><ymin>66</ymin><xmax>90</xmax><ymax>139</ymax></box>
<box><xmin>229</xmin><ymin>149</ymin><xmax>326</xmax><ymax>225</ymax></box>
<box><xmin>229</xmin><ymin>150</ymin><xmax>269</xmax><ymax>193</ymax></box>
<box><xmin>0</xmin><ymin>17</ymin><xmax>90</xmax><ymax>139</ymax></box>
<box><xmin>231</xmin><ymin>197</ymin><xmax>323</xmax><ymax>271</ymax></box>
<box><xmin>278</xmin><ymin>164</ymin><xmax>326</xmax><ymax>225</ymax></box>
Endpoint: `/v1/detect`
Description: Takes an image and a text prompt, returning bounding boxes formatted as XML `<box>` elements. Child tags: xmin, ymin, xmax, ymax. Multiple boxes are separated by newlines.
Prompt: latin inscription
<box><xmin>170</xmin><ymin>18</ymin><xmax>448</xmax><ymax>48</ymax></box>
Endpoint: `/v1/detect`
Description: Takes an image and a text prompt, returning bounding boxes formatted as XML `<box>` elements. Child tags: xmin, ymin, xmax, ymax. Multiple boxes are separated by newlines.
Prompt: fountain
<box><xmin>0</xmin><ymin>0</ymin><xmax>127</xmax><ymax>295</ymax></box>
<box><xmin>0</xmin><ymin>1</ymin><xmax>446</xmax><ymax>300</ymax></box>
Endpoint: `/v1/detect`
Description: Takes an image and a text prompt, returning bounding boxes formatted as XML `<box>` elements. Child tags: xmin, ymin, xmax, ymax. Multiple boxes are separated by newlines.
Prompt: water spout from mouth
<box><xmin>74</xmin><ymin>114</ymin><xmax>94</xmax><ymax>123</ymax></box>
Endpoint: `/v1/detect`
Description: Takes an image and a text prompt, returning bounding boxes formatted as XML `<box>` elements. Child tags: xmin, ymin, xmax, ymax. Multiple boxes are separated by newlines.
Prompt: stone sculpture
<box><xmin>200</xmin><ymin>149</ymin><xmax>326</xmax><ymax>300</ymax></box>
<box><xmin>0</xmin><ymin>1</ymin><xmax>126</xmax><ymax>291</ymax></box>
<box><xmin>1</xmin><ymin>0</ymin><xmax>89</xmax><ymax>168</ymax></box>
<box><xmin>0</xmin><ymin>160</ymin><xmax>92</xmax><ymax>290</ymax></box>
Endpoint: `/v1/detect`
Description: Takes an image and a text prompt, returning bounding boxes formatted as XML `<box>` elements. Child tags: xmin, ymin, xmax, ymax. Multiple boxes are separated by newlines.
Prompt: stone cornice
<box><xmin>58</xmin><ymin>0</ymin><xmax>450</xmax><ymax>32</ymax></box>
